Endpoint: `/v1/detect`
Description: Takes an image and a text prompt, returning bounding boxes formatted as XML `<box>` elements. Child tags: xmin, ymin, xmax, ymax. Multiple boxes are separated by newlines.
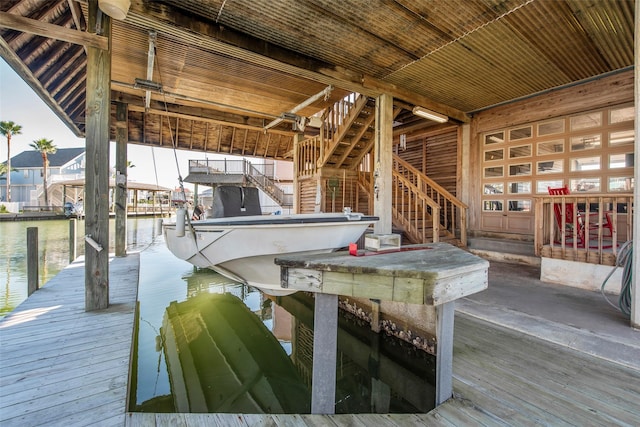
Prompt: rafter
<box><xmin>0</xmin><ymin>11</ymin><xmax>108</xmax><ymax>49</ymax></box>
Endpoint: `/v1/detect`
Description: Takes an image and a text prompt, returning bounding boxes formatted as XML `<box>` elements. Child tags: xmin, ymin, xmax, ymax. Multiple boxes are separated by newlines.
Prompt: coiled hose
<box><xmin>601</xmin><ymin>241</ymin><xmax>633</xmax><ymax>317</ymax></box>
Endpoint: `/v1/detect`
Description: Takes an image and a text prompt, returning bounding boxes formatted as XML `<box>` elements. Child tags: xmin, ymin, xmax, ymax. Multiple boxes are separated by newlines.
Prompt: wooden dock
<box><xmin>0</xmin><ymin>254</ymin><xmax>139</xmax><ymax>427</ymax></box>
<box><xmin>125</xmin><ymin>311</ymin><xmax>640</xmax><ymax>426</ymax></box>
<box><xmin>2</xmin><ymin>255</ymin><xmax>639</xmax><ymax>426</ymax></box>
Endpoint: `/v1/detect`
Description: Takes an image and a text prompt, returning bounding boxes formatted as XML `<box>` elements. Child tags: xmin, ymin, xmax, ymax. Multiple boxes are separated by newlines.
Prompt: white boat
<box><xmin>163</xmin><ymin>212</ymin><xmax>377</xmax><ymax>296</ymax></box>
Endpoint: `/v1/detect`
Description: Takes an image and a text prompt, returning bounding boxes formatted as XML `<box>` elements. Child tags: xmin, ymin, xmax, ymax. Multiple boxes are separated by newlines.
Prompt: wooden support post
<box><xmin>69</xmin><ymin>218</ymin><xmax>77</xmax><ymax>262</ymax></box>
<box><xmin>115</xmin><ymin>101</ymin><xmax>128</xmax><ymax>257</ymax></box>
<box><xmin>293</xmin><ymin>133</ymin><xmax>303</xmax><ymax>213</ymax></box>
<box><xmin>85</xmin><ymin>0</ymin><xmax>111</xmax><ymax>311</ymax></box>
<box><xmin>373</xmin><ymin>93</ymin><xmax>393</xmax><ymax>234</ymax></box>
<box><xmin>311</xmin><ymin>293</ymin><xmax>338</xmax><ymax>414</ymax></box>
<box><xmin>370</xmin><ymin>299</ymin><xmax>381</xmax><ymax>332</ymax></box>
<box><xmin>27</xmin><ymin>227</ymin><xmax>38</xmax><ymax>296</ymax></box>
<box><xmin>435</xmin><ymin>301</ymin><xmax>455</xmax><ymax>405</ymax></box>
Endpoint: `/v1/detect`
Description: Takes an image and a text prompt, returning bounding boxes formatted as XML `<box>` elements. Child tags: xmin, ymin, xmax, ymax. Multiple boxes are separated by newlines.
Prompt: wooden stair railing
<box><xmin>392</xmin><ymin>156</ymin><xmax>468</xmax><ymax>246</ymax></box>
<box><xmin>320</xmin><ymin>94</ymin><xmax>369</xmax><ymax>166</ymax></box>
<box><xmin>392</xmin><ymin>171</ymin><xmax>441</xmax><ymax>244</ymax></box>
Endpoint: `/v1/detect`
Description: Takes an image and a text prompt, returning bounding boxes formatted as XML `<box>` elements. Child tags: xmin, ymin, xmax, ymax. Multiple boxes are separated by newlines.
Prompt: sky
<box><xmin>0</xmin><ymin>58</ymin><xmax>218</xmax><ymax>190</ymax></box>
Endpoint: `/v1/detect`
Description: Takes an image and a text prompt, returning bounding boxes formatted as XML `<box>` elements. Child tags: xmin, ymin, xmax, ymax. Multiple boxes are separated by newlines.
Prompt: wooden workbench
<box><xmin>275</xmin><ymin>242</ymin><xmax>489</xmax><ymax>414</ymax></box>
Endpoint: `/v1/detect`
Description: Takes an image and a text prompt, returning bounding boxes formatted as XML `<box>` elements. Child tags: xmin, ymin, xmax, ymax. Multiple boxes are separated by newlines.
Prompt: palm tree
<box><xmin>0</xmin><ymin>121</ymin><xmax>22</xmax><ymax>202</ymax></box>
<box><xmin>30</xmin><ymin>138</ymin><xmax>57</xmax><ymax>207</ymax></box>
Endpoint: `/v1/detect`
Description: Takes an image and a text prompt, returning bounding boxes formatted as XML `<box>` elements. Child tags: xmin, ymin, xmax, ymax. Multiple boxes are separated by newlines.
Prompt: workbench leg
<box><xmin>311</xmin><ymin>293</ymin><xmax>338</xmax><ymax>414</ymax></box>
<box><xmin>435</xmin><ymin>301</ymin><xmax>454</xmax><ymax>405</ymax></box>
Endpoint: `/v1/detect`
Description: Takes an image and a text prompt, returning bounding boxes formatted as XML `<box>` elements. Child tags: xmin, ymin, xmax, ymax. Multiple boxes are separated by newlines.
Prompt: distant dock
<box><xmin>0</xmin><ymin>210</ymin><xmax>172</xmax><ymax>222</ymax></box>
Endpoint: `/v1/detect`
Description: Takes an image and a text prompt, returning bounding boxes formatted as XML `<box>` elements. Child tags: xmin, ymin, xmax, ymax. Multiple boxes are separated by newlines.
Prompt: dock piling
<box><xmin>69</xmin><ymin>218</ymin><xmax>77</xmax><ymax>262</ymax></box>
<box><xmin>27</xmin><ymin>227</ymin><xmax>39</xmax><ymax>295</ymax></box>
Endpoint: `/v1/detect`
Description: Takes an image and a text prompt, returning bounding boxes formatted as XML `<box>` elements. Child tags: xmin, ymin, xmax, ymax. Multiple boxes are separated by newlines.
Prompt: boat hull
<box><xmin>163</xmin><ymin>213</ymin><xmax>377</xmax><ymax>295</ymax></box>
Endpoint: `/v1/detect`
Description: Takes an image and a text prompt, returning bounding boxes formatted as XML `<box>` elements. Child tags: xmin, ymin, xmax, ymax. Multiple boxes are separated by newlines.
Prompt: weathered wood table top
<box><xmin>276</xmin><ymin>242</ymin><xmax>489</xmax><ymax>305</ymax></box>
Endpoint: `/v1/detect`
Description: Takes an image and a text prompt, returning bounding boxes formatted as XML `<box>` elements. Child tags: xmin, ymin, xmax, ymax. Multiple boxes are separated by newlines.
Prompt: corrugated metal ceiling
<box><xmin>0</xmin><ymin>0</ymin><xmax>635</xmax><ymax>140</ymax></box>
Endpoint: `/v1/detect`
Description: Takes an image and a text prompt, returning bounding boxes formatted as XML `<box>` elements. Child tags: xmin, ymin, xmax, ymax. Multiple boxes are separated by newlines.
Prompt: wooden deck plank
<box><xmin>454</xmin><ymin>314</ymin><xmax>640</xmax><ymax>418</ymax></box>
<box><xmin>297</xmin><ymin>414</ymin><xmax>338</xmax><ymax>426</ymax></box>
<box><xmin>455</xmin><ymin>340</ymin><xmax>640</xmax><ymax>424</ymax></box>
<box><xmin>0</xmin><ymin>331</ymin><xmax>133</xmax><ymax>365</ymax></box>
<box><xmin>0</xmin><ymin>254</ymin><xmax>139</xmax><ymax>427</ymax></box>
<box><xmin>426</xmin><ymin>398</ymin><xmax>507</xmax><ymax>427</ymax></box>
<box><xmin>3</xmin><ymin>389</ymin><xmax>125</xmax><ymax>427</ymax></box>
<box><xmin>0</xmin><ymin>357</ymin><xmax>129</xmax><ymax>407</ymax></box>
<box><xmin>452</xmin><ymin>313</ymin><xmax>640</xmax><ymax>426</ymax></box>
<box><xmin>454</xmin><ymin>357</ymin><xmax>596</xmax><ymax>426</ymax></box>
<box><xmin>0</xmin><ymin>346</ymin><xmax>131</xmax><ymax>390</ymax></box>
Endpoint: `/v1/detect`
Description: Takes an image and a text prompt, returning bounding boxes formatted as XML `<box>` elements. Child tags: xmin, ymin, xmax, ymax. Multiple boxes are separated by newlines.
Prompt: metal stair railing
<box><xmin>244</xmin><ymin>161</ymin><xmax>293</xmax><ymax>208</ymax></box>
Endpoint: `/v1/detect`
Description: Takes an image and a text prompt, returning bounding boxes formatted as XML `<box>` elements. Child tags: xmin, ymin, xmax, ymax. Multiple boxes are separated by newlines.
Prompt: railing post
<box><xmin>27</xmin><ymin>227</ymin><xmax>39</xmax><ymax>296</ymax></box>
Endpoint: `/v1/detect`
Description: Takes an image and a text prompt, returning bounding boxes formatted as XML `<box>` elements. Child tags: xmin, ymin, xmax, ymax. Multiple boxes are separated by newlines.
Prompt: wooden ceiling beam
<box><xmin>0</xmin><ymin>11</ymin><xmax>108</xmax><ymax>49</ymax></box>
<box><xmin>123</xmin><ymin>104</ymin><xmax>294</xmax><ymax>137</ymax></box>
<box><xmin>48</xmin><ymin>56</ymin><xmax>86</xmax><ymax>99</ymax></box>
<box><xmin>66</xmin><ymin>0</ymin><xmax>86</xmax><ymax>32</ymax></box>
<box><xmin>125</xmin><ymin>1</ymin><xmax>468</xmax><ymax>123</ymax></box>
<box><xmin>8</xmin><ymin>6</ymin><xmax>73</xmax><ymax>50</ymax></box>
<box><xmin>55</xmin><ymin>73</ymin><xmax>85</xmax><ymax>106</ymax></box>
<box><xmin>27</xmin><ymin>39</ymin><xmax>70</xmax><ymax>78</ymax></box>
<box><xmin>39</xmin><ymin>44</ymin><xmax>84</xmax><ymax>87</ymax></box>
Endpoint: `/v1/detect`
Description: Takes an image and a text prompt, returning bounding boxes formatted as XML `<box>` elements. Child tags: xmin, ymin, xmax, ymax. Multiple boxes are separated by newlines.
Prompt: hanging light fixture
<box><xmin>412</xmin><ymin>106</ymin><xmax>448</xmax><ymax>123</ymax></box>
<box><xmin>98</xmin><ymin>0</ymin><xmax>131</xmax><ymax>20</ymax></box>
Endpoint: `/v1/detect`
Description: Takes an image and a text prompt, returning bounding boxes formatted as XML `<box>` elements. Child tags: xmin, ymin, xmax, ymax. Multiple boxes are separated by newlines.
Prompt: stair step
<box><xmin>468</xmin><ymin>237</ymin><xmax>535</xmax><ymax>256</ymax></box>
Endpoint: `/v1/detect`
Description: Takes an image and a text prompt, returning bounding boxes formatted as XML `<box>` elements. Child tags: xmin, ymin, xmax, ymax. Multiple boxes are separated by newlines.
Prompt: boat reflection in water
<box><xmin>150</xmin><ymin>273</ymin><xmax>436</xmax><ymax>414</ymax></box>
<box><xmin>160</xmin><ymin>292</ymin><xmax>310</xmax><ymax>413</ymax></box>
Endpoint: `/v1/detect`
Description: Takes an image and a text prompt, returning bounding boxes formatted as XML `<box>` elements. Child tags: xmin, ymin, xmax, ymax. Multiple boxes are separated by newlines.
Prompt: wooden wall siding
<box><xmin>297</xmin><ymin>170</ymin><xmax>372</xmax><ymax>215</ymax></box>
<box><xmin>396</xmin><ymin>139</ymin><xmax>424</xmax><ymax>172</ymax></box>
<box><xmin>474</xmin><ymin>70</ymin><xmax>635</xmax><ymax>134</ymax></box>
<box><xmin>323</xmin><ymin>175</ymin><xmax>361</xmax><ymax>214</ymax></box>
<box><xmin>397</xmin><ymin>129</ymin><xmax>458</xmax><ymax>196</ymax></box>
<box><xmin>298</xmin><ymin>177</ymin><xmax>320</xmax><ymax>213</ymax></box>
<box><xmin>425</xmin><ymin>131</ymin><xmax>458</xmax><ymax>197</ymax></box>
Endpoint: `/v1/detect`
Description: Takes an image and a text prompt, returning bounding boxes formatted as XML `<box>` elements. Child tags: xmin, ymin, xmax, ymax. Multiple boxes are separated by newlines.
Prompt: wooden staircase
<box><xmin>392</xmin><ymin>156</ymin><xmax>467</xmax><ymax>246</ymax></box>
<box><xmin>298</xmin><ymin>94</ymin><xmax>467</xmax><ymax>247</ymax></box>
<box><xmin>319</xmin><ymin>93</ymin><xmax>376</xmax><ymax>169</ymax></box>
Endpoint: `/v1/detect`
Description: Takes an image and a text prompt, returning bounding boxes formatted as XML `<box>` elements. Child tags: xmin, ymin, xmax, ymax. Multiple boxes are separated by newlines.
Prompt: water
<box><xmin>0</xmin><ymin>217</ymin><xmax>161</xmax><ymax>318</ymax></box>
<box><xmin>1</xmin><ymin>220</ymin><xmax>73</xmax><ymax>317</ymax></box>
<box><xmin>0</xmin><ymin>218</ymin><xmax>436</xmax><ymax>414</ymax></box>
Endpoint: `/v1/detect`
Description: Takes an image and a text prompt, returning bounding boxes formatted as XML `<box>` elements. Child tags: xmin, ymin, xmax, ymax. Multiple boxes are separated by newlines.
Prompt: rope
<box><xmin>151</xmin><ymin>42</ymin><xmax>205</xmax><ymax>258</ymax></box>
<box><xmin>150</xmin><ymin>45</ymin><xmax>192</xmax><ymax>233</ymax></box>
<box><xmin>153</xmin><ymin>45</ymin><xmax>184</xmax><ymax>193</ymax></box>
<box><xmin>601</xmin><ymin>240</ymin><xmax>633</xmax><ymax>317</ymax></box>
